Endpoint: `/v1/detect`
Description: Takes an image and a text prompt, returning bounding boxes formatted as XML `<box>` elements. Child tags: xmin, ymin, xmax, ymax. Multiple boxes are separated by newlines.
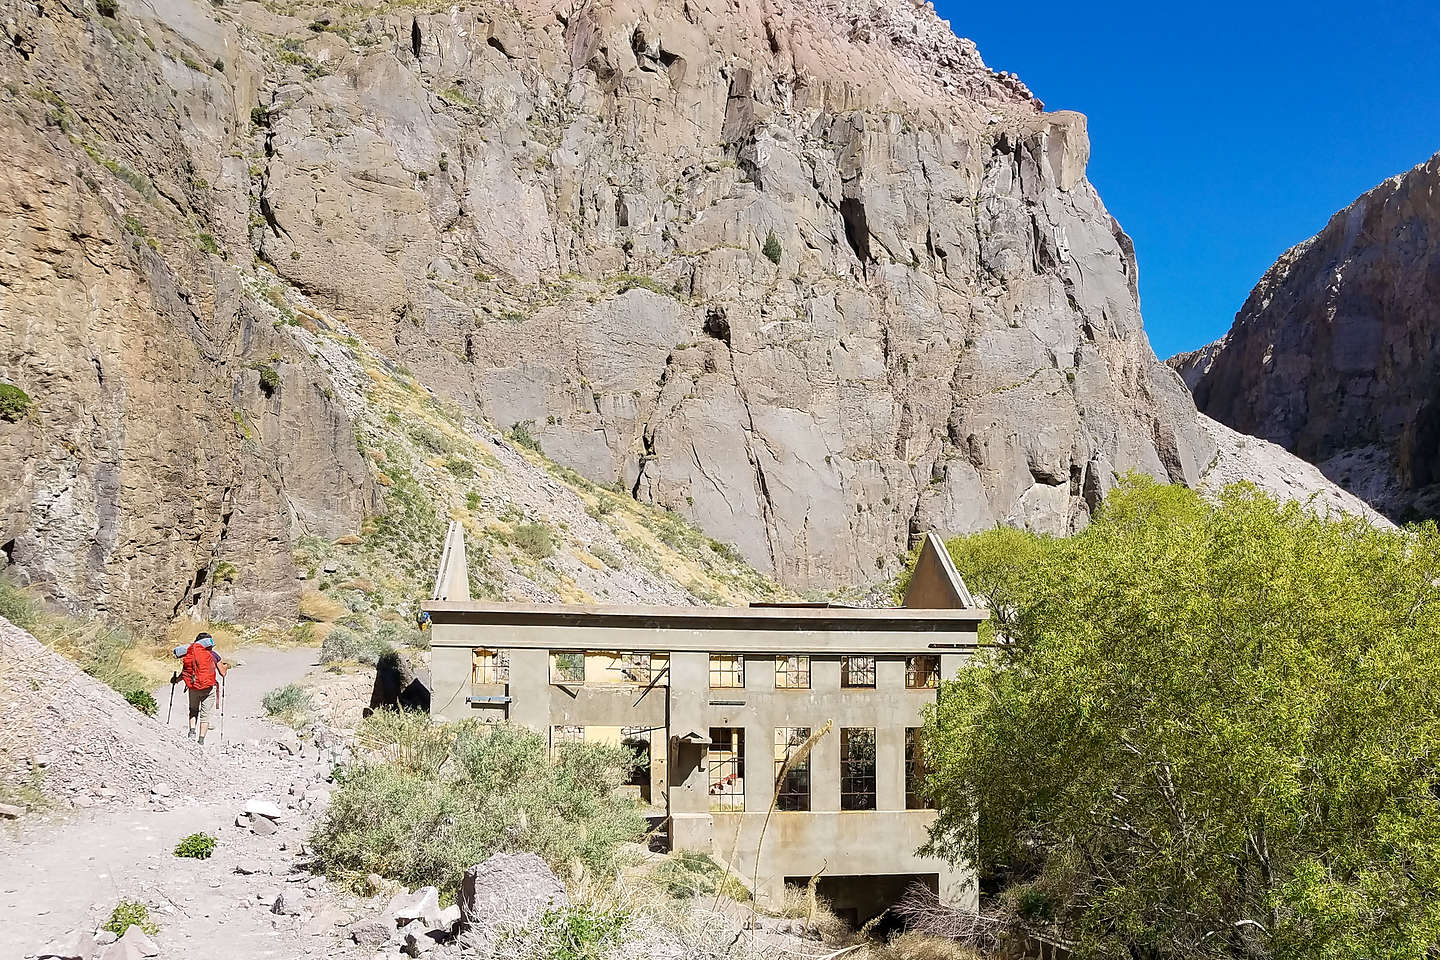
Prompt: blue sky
<box><xmin>933</xmin><ymin>1</ymin><xmax>1440</xmax><ymax>359</ymax></box>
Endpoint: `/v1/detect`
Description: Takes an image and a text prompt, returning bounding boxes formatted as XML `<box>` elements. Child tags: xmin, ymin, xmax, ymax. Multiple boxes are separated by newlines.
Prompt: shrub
<box><xmin>195</xmin><ymin>232</ymin><xmax>219</xmax><ymax>255</ymax></box>
<box><xmin>512</xmin><ymin>521</ymin><xmax>554</xmax><ymax>560</ymax></box>
<box><xmin>319</xmin><ymin>626</ymin><xmax>391</xmax><ymax>665</ymax></box>
<box><xmin>103</xmin><ymin>900</ymin><xmax>157</xmax><ymax>937</ymax></box>
<box><xmin>443</xmin><ymin>456</ymin><xmax>475</xmax><ymax>478</ymax></box>
<box><xmin>0</xmin><ymin>579</ymin><xmax>40</xmax><ymax>628</ymax></box>
<box><xmin>250</xmin><ymin>105</ymin><xmax>269</xmax><ymax>127</ymax></box>
<box><xmin>262</xmin><ymin>683</ymin><xmax>312</xmax><ymax>724</ymax></box>
<box><xmin>95</xmin><ymin>0</ymin><xmax>117</xmax><ymax>18</ymax></box>
<box><xmin>508</xmin><ymin>421</ymin><xmax>541</xmax><ymax>452</ymax></box>
<box><xmin>174</xmin><ymin>833</ymin><xmax>216</xmax><ymax>859</ymax></box>
<box><xmin>256</xmin><ymin>364</ymin><xmax>280</xmax><ymax>396</ymax></box>
<box><xmin>312</xmin><ymin>720</ymin><xmax>646</xmax><ymax>896</ymax></box>
<box><xmin>0</xmin><ymin>383</ymin><xmax>34</xmax><ymax>422</ymax></box>
<box><xmin>377</xmin><ymin>621</ymin><xmax>427</xmax><ymax>650</ymax></box>
<box><xmin>653</xmin><ymin>851</ymin><xmax>749</xmax><ymax>902</ymax></box>
<box><xmin>465</xmin><ymin>491</ymin><xmax>482</xmax><ymax>511</ymax></box>
<box><xmin>124</xmin><ymin>689</ymin><xmax>157</xmax><ymax>716</ymax></box>
<box><xmin>762</xmin><ymin>229</ymin><xmax>782</xmax><ymax>265</ymax></box>
<box><xmin>212</xmin><ymin>561</ymin><xmax>237</xmax><ymax>584</ymax></box>
<box><xmin>499</xmin><ymin>904</ymin><xmax>631</xmax><ymax>960</ymax></box>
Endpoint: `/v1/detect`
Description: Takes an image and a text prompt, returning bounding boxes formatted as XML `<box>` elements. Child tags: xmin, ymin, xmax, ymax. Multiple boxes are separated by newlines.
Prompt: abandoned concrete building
<box><xmin>425</xmin><ymin>524</ymin><xmax>985</xmax><ymax>923</ymax></box>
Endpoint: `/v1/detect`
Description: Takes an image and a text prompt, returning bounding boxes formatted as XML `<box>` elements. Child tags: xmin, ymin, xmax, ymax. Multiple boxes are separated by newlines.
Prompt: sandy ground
<box><xmin>0</xmin><ymin>645</ymin><xmax>370</xmax><ymax>960</ymax></box>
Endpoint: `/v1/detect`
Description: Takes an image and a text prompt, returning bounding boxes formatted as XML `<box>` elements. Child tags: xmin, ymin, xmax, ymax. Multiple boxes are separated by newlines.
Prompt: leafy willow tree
<box><xmin>919</xmin><ymin>478</ymin><xmax>1440</xmax><ymax>960</ymax></box>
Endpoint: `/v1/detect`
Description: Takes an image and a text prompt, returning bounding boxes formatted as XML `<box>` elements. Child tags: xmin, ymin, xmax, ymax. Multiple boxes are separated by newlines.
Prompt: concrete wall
<box><xmin>426</xmin><ymin>606</ymin><xmax>981</xmax><ymax>919</ymax></box>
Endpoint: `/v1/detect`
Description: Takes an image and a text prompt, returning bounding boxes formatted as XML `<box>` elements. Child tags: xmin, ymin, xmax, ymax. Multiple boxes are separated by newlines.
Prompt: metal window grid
<box><xmin>774</xmin><ymin>655</ymin><xmax>811</xmax><ymax>689</ymax></box>
<box><xmin>708</xmin><ymin>727</ymin><xmax>745</xmax><ymax>811</ymax></box>
<box><xmin>842</xmin><ymin>655</ymin><xmax>876</xmax><ymax>688</ymax></box>
<box><xmin>774</xmin><ymin>726</ymin><xmax>811</xmax><ymax>811</ymax></box>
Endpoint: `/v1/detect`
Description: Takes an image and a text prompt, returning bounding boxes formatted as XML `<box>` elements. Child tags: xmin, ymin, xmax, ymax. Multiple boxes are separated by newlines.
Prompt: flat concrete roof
<box><xmin>424</xmin><ymin>600</ymin><xmax>986</xmax><ymax>627</ymax></box>
<box><xmin>423</xmin><ymin>601</ymin><xmax>985</xmax><ymax>655</ymax></box>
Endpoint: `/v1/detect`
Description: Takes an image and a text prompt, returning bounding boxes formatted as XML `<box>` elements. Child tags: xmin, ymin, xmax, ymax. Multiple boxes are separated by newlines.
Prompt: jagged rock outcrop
<box><xmin>1</xmin><ymin>0</ymin><xmax>1289</xmax><ymax>619</ymax></box>
<box><xmin>1175</xmin><ymin>152</ymin><xmax>1440</xmax><ymax>522</ymax></box>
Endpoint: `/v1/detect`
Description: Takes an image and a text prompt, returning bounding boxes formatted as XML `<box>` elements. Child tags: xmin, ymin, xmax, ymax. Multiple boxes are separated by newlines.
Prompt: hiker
<box><xmin>415</xmin><ymin>609</ymin><xmax>431</xmax><ymax>632</ymax></box>
<box><xmin>171</xmin><ymin>632</ymin><xmax>226</xmax><ymax>744</ymax></box>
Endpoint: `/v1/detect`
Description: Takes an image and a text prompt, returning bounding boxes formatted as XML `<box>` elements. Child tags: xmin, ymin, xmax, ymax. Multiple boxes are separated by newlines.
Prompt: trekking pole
<box><xmin>218</xmin><ymin>678</ymin><xmax>225</xmax><ymax>742</ymax></box>
<box><xmin>166</xmin><ymin>679</ymin><xmax>176</xmax><ymax>725</ymax></box>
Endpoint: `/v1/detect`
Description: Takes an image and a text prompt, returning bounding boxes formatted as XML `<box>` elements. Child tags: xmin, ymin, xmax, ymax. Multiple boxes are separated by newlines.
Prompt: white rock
<box><xmin>244</xmin><ymin>797</ymin><xmax>285</xmax><ymax>821</ymax></box>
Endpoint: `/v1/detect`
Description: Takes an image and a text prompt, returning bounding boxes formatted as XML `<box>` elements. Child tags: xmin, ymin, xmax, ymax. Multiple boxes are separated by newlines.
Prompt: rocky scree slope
<box><xmin>1174</xmin><ymin>151</ymin><xmax>1440</xmax><ymax>523</ymax></box>
<box><xmin>0</xmin><ymin>0</ymin><xmax>1341</xmax><ymax>623</ymax></box>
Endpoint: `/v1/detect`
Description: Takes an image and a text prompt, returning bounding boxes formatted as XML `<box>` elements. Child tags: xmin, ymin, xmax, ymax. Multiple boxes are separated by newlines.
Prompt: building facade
<box><xmin>425</xmin><ymin>526</ymin><xmax>984</xmax><ymax>922</ymax></box>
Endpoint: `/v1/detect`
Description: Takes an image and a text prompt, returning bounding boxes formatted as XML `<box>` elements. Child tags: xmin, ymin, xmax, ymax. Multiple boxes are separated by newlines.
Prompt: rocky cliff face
<box><xmin>1</xmin><ymin>0</ymin><xmax>1226</xmax><ymax>620</ymax></box>
<box><xmin>1175</xmin><ymin>152</ymin><xmax>1440</xmax><ymax>522</ymax></box>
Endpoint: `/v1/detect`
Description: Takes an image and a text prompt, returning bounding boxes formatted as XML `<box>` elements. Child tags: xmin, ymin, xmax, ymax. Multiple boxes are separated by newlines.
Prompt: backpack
<box><xmin>181</xmin><ymin>642</ymin><xmax>217</xmax><ymax>690</ymax></box>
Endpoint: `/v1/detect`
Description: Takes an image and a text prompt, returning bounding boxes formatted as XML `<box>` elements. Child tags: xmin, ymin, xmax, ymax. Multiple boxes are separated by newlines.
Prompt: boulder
<box><xmin>96</xmin><ymin>926</ymin><xmax>159</xmax><ymax>960</ymax></box>
<box><xmin>368</xmin><ymin>652</ymin><xmax>430</xmax><ymax>714</ymax></box>
<box><xmin>244</xmin><ymin>797</ymin><xmax>285</xmax><ymax>821</ymax></box>
<box><xmin>271</xmin><ymin>891</ymin><xmax>302</xmax><ymax>916</ymax></box>
<box><xmin>250</xmin><ymin>816</ymin><xmax>278</xmax><ymax>837</ymax></box>
<box><xmin>384</xmin><ymin>886</ymin><xmax>442</xmax><ymax>931</ymax></box>
<box><xmin>346</xmin><ymin>917</ymin><xmax>392</xmax><ymax>948</ymax></box>
<box><xmin>37</xmin><ymin>930</ymin><xmax>96</xmax><ymax>960</ymax></box>
<box><xmin>458</xmin><ymin>853</ymin><xmax>567</xmax><ymax>949</ymax></box>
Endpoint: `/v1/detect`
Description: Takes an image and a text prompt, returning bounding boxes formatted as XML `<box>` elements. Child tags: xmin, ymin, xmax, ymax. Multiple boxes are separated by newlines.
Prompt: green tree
<box><xmin>920</xmin><ymin>478</ymin><xmax>1440</xmax><ymax>960</ymax></box>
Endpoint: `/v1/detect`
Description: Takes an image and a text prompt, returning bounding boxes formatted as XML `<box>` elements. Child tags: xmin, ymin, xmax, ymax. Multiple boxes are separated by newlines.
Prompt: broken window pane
<box><xmin>841</xmin><ymin>727</ymin><xmax>877</xmax><ymax>810</ymax></box>
<box><xmin>905</xmin><ymin>655</ymin><xmax>940</xmax><ymax>689</ymax></box>
<box><xmin>774</xmin><ymin>655</ymin><xmax>810</xmax><ymax>689</ymax></box>
<box><xmin>471</xmin><ymin>648</ymin><xmax>509</xmax><ymax>684</ymax></box>
<box><xmin>708</xmin><ymin>727</ymin><xmax>745</xmax><ymax>811</ymax></box>
<box><xmin>842</xmin><ymin>655</ymin><xmax>876</xmax><ymax>688</ymax></box>
<box><xmin>905</xmin><ymin>727</ymin><xmax>932</xmax><ymax>809</ymax></box>
<box><xmin>774</xmin><ymin>727</ymin><xmax>811</xmax><ymax>811</ymax></box>
<box><xmin>709</xmin><ymin>654</ymin><xmax>744</xmax><ymax>689</ymax></box>
<box><xmin>550</xmin><ymin>651</ymin><xmax>585</xmax><ymax>684</ymax></box>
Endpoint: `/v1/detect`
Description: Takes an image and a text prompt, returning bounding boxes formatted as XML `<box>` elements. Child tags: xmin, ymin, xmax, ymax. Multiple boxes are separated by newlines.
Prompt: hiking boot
<box><xmin>188</xmin><ymin>728</ymin><xmax>196</xmax><ymax>740</ymax></box>
<box><xmin>197</xmin><ymin>736</ymin><xmax>206</xmax><ymax>746</ymax></box>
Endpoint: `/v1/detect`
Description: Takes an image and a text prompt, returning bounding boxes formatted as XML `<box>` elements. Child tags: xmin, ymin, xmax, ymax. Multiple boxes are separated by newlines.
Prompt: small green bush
<box><xmin>0</xmin><ymin>383</ymin><xmax>34</xmax><ymax>422</ymax></box>
<box><xmin>212</xmin><ymin>561</ymin><xmax>238</xmax><ymax>584</ymax></box>
<box><xmin>443</xmin><ymin>456</ymin><xmax>475</xmax><ymax>478</ymax></box>
<box><xmin>653</xmin><ymin>851</ymin><xmax>750</xmax><ymax>901</ymax></box>
<box><xmin>762</xmin><ymin>229</ymin><xmax>782</xmax><ymax>265</ymax></box>
<box><xmin>508</xmin><ymin>421</ymin><xmax>541</xmax><ymax>452</ymax></box>
<box><xmin>311</xmin><ymin>720</ymin><xmax>646</xmax><ymax>897</ymax></box>
<box><xmin>124</xmin><ymin>689</ymin><xmax>157</xmax><ymax>716</ymax></box>
<box><xmin>95</xmin><ymin>0</ymin><xmax>117</xmax><ymax>18</ymax></box>
<box><xmin>256</xmin><ymin>364</ymin><xmax>280</xmax><ymax>395</ymax></box>
<box><xmin>512</xmin><ymin>521</ymin><xmax>555</xmax><ymax>560</ymax></box>
<box><xmin>103</xmin><ymin>900</ymin><xmax>157</xmax><ymax>937</ymax></box>
<box><xmin>196</xmin><ymin>232</ymin><xmax>219</xmax><ymax>255</ymax></box>
<box><xmin>377</xmin><ymin>621</ymin><xmax>427</xmax><ymax>650</ymax></box>
<box><xmin>250</xmin><ymin>105</ymin><xmax>269</xmax><ymax>127</ymax></box>
<box><xmin>174</xmin><ymin>833</ymin><xmax>216</xmax><ymax>859</ymax></box>
<box><xmin>262</xmin><ymin>683</ymin><xmax>312</xmax><ymax>723</ymax></box>
<box><xmin>319</xmin><ymin>626</ymin><xmax>391</xmax><ymax>665</ymax></box>
<box><xmin>503</xmin><ymin>905</ymin><xmax>632</xmax><ymax>960</ymax></box>
<box><xmin>465</xmin><ymin>491</ymin><xmax>482</xmax><ymax>511</ymax></box>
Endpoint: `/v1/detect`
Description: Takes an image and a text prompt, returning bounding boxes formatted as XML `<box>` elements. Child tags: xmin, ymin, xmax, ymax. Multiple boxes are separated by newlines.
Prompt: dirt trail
<box><xmin>0</xmin><ymin>645</ymin><xmax>365</xmax><ymax>960</ymax></box>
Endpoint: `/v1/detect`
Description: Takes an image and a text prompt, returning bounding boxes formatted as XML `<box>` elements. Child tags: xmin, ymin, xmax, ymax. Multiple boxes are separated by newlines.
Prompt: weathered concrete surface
<box><xmin>1175</xmin><ymin>152</ymin><xmax>1440</xmax><ymax>523</ymax></box>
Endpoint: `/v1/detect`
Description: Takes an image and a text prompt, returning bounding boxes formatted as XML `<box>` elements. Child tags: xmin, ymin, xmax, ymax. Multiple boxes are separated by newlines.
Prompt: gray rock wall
<box><xmin>1175</xmin><ymin>152</ymin><xmax>1440</xmax><ymax>522</ymax></box>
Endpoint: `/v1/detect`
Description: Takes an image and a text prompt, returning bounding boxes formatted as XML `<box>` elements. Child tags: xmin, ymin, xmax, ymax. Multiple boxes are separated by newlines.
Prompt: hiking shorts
<box><xmin>188</xmin><ymin>685</ymin><xmax>215</xmax><ymax>723</ymax></box>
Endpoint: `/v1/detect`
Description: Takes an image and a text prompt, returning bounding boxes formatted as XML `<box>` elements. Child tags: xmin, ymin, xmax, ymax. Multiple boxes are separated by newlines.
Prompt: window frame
<box><xmin>840</xmin><ymin>727</ymin><xmax>877</xmax><ymax>810</ymax></box>
<box><xmin>709</xmin><ymin>654</ymin><xmax>745</xmax><ymax>689</ymax></box>
<box><xmin>708</xmin><ymin>726</ymin><xmax>745</xmax><ymax>811</ymax></box>
<box><xmin>905</xmin><ymin>655</ymin><xmax>940</xmax><ymax>689</ymax></box>
<box><xmin>774</xmin><ymin>726</ymin><xmax>812</xmax><ymax>811</ymax></box>
<box><xmin>841</xmin><ymin>655</ymin><xmax>876</xmax><ymax>688</ymax></box>
<box><xmin>905</xmin><ymin>727</ymin><xmax>932</xmax><ymax>809</ymax></box>
<box><xmin>471</xmin><ymin>647</ymin><xmax>510</xmax><ymax>684</ymax></box>
<box><xmin>774</xmin><ymin>655</ymin><xmax>811</xmax><ymax>689</ymax></box>
<box><xmin>550</xmin><ymin>650</ymin><xmax>586</xmax><ymax>684</ymax></box>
